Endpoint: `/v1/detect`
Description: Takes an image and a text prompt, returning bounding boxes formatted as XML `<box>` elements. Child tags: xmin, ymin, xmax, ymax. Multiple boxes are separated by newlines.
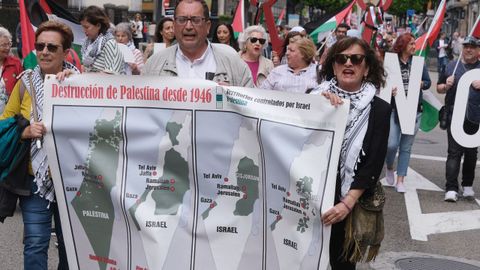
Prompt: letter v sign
<box><xmin>379</xmin><ymin>52</ymin><xmax>424</xmax><ymax>135</ymax></box>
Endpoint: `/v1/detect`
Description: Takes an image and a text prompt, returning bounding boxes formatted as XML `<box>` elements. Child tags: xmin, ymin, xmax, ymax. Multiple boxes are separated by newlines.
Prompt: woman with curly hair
<box><xmin>313</xmin><ymin>37</ymin><xmax>391</xmax><ymax>269</ymax></box>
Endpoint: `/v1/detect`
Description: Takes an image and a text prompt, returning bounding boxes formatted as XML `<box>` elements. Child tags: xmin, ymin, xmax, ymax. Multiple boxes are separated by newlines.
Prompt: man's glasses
<box><xmin>249</xmin><ymin>37</ymin><xmax>266</xmax><ymax>45</ymax></box>
<box><xmin>334</xmin><ymin>54</ymin><xmax>366</xmax><ymax>65</ymax></box>
<box><xmin>34</xmin><ymin>43</ymin><xmax>62</xmax><ymax>53</ymax></box>
<box><xmin>0</xmin><ymin>42</ymin><xmax>12</xmax><ymax>49</ymax></box>
<box><xmin>174</xmin><ymin>16</ymin><xmax>206</xmax><ymax>26</ymax></box>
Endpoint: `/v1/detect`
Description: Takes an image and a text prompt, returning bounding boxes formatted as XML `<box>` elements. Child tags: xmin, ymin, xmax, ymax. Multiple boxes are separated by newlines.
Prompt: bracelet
<box><xmin>340</xmin><ymin>200</ymin><xmax>352</xmax><ymax>212</ymax></box>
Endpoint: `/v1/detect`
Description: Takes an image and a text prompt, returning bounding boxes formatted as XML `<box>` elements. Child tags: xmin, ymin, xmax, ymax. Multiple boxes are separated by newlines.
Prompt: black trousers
<box><xmin>330</xmin><ymin>219</ymin><xmax>356</xmax><ymax>270</ymax></box>
<box><xmin>445</xmin><ymin>119</ymin><xmax>478</xmax><ymax>192</ymax></box>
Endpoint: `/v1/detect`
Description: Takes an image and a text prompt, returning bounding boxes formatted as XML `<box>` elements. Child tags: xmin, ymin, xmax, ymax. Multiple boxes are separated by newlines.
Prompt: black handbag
<box><xmin>439</xmin><ymin>106</ymin><xmax>449</xmax><ymax>130</ymax></box>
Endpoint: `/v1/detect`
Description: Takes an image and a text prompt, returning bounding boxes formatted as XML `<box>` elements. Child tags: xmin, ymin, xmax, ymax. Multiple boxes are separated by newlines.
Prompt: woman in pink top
<box><xmin>238</xmin><ymin>25</ymin><xmax>273</xmax><ymax>87</ymax></box>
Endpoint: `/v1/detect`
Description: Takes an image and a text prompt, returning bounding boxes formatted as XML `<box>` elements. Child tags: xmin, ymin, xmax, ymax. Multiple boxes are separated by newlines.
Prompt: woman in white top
<box><xmin>132</xmin><ymin>13</ymin><xmax>144</xmax><ymax>49</ymax></box>
<box><xmin>260</xmin><ymin>37</ymin><xmax>318</xmax><ymax>93</ymax></box>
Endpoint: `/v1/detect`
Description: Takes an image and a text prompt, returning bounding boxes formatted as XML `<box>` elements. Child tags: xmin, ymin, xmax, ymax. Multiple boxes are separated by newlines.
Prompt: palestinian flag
<box><xmin>20</xmin><ymin>0</ymin><xmax>85</xmax><ymax>69</ymax></box>
<box><xmin>306</xmin><ymin>0</ymin><xmax>356</xmax><ymax>44</ymax></box>
<box><xmin>277</xmin><ymin>8</ymin><xmax>286</xmax><ymax>25</ymax></box>
<box><xmin>471</xmin><ymin>15</ymin><xmax>480</xmax><ymax>38</ymax></box>
<box><xmin>412</xmin><ymin>0</ymin><xmax>446</xmax><ymax>132</ymax></box>
<box><xmin>232</xmin><ymin>0</ymin><xmax>245</xmax><ymax>38</ymax></box>
<box><xmin>414</xmin><ymin>0</ymin><xmax>446</xmax><ymax>57</ymax></box>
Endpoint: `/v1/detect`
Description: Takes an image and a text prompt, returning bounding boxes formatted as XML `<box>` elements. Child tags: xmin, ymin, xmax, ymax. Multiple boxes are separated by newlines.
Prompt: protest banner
<box><xmin>43</xmin><ymin>74</ymin><xmax>348</xmax><ymax>270</ymax></box>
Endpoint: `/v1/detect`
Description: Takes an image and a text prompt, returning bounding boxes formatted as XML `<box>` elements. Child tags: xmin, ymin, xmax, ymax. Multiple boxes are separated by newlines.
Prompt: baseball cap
<box><xmin>462</xmin><ymin>36</ymin><xmax>479</xmax><ymax>46</ymax></box>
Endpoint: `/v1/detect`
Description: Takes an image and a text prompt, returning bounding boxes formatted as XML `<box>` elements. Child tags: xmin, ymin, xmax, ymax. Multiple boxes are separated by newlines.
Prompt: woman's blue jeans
<box><xmin>385</xmin><ymin>110</ymin><xmax>421</xmax><ymax>176</ymax></box>
<box><xmin>19</xmin><ymin>177</ymin><xmax>68</xmax><ymax>270</ymax></box>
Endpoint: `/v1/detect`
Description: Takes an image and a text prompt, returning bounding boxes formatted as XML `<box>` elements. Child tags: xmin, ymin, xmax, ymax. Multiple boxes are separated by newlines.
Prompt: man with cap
<box><xmin>437</xmin><ymin>36</ymin><xmax>480</xmax><ymax>202</ymax></box>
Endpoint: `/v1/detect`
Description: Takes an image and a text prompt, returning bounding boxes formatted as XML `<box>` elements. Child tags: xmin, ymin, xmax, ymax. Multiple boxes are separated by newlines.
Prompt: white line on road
<box><xmin>381</xmin><ymin>168</ymin><xmax>480</xmax><ymax>241</ymax></box>
<box><xmin>411</xmin><ymin>154</ymin><xmax>480</xmax><ymax>165</ymax></box>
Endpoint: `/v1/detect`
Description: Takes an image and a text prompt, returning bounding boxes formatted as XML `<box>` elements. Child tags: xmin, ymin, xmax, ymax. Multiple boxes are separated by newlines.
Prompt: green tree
<box><xmin>302</xmin><ymin>0</ymin><xmax>350</xmax><ymax>13</ymax></box>
<box><xmin>387</xmin><ymin>0</ymin><xmax>429</xmax><ymax>16</ymax></box>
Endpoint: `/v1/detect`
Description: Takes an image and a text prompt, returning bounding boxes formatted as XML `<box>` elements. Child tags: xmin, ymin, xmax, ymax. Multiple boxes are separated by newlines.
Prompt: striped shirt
<box><xmin>260</xmin><ymin>63</ymin><xmax>318</xmax><ymax>93</ymax></box>
<box><xmin>87</xmin><ymin>39</ymin><xmax>125</xmax><ymax>74</ymax></box>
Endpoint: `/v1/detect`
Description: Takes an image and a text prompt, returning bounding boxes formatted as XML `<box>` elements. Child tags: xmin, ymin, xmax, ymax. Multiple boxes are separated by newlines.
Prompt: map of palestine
<box><xmin>70</xmin><ymin>109</ymin><xmax>123</xmax><ymax>270</ymax></box>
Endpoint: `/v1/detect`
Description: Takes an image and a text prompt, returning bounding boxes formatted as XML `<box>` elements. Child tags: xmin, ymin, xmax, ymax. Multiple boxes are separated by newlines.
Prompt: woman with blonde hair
<box><xmin>238</xmin><ymin>25</ymin><xmax>273</xmax><ymax>87</ymax></box>
<box><xmin>261</xmin><ymin>37</ymin><xmax>318</xmax><ymax>93</ymax></box>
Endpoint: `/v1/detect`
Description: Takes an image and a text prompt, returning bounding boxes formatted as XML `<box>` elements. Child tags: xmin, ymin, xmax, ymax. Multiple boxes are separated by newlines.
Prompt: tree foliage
<box><xmin>302</xmin><ymin>0</ymin><xmax>351</xmax><ymax>13</ymax></box>
<box><xmin>387</xmin><ymin>0</ymin><xmax>429</xmax><ymax>16</ymax></box>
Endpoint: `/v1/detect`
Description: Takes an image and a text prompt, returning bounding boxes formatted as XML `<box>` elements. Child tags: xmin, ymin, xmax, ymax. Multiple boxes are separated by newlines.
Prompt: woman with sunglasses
<box><xmin>143</xmin><ymin>17</ymin><xmax>175</xmax><ymax>61</ymax></box>
<box><xmin>1</xmin><ymin>20</ymin><xmax>80</xmax><ymax>270</ymax></box>
<box><xmin>384</xmin><ymin>33</ymin><xmax>431</xmax><ymax>192</ymax></box>
<box><xmin>80</xmin><ymin>6</ymin><xmax>124</xmax><ymax>74</ymax></box>
<box><xmin>312</xmin><ymin>37</ymin><xmax>391</xmax><ymax>270</ymax></box>
<box><xmin>212</xmin><ymin>23</ymin><xmax>239</xmax><ymax>51</ymax></box>
<box><xmin>238</xmin><ymin>25</ymin><xmax>273</xmax><ymax>87</ymax></box>
<box><xmin>260</xmin><ymin>37</ymin><xmax>318</xmax><ymax>93</ymax></box>
<box><xmin>0</xmin><ymin>26</ymin><xmax>22</xmax><ymax>114</ymax></box>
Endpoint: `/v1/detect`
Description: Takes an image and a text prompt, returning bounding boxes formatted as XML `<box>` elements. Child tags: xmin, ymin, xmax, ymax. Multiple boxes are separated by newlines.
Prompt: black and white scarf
<box><xmin>22</xmin><ymin>62</ymin><xmax>79</xmax><ymax>204</ymax></box>
<box><xmin>81</xmin><ymin>31</ymin><xmax>114</xmax><ymax>68</ymax></box>
<box><xmin>316</xmin><ymin>79</ymin><xmax>376</xmax><ymax>197</ymax></box>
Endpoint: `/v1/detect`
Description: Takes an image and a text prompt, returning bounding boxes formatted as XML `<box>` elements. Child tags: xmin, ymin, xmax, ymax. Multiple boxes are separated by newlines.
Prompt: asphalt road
<box><xmin>1</xmin><ymin>72</ymin><xmax>480</xmax><ymax>270</ymax></box>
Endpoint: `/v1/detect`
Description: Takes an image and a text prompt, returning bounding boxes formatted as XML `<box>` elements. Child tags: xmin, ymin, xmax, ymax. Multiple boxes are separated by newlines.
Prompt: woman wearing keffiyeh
<box><xmin>311</xmin><ymin>37</ymin><xmax>391</xmax><ymax>270</ymax></box>
<box><xmin>0</xmin><ymin>21</ymin><xmax>80</xmax><ymax>270</ymax></box>
<box><xmin>80</xmin><ymin>6</ymin><xmax>125</xmax><ymax>74</ymax></box>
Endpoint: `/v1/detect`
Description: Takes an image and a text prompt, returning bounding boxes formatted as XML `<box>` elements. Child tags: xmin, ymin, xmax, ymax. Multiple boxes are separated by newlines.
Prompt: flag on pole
<box><xmin>471</xmin><ymin>15</ymin><xmax>480</xmax><ymax>38</ymax></box>
<box><xmin>414</xmin><ymin>0</ymin><xmax>446</xmax><ymax>57</ymax></box>
<box><xmin>277</xmin><ymin>8</ymin><xmax>286</xmax><ymax>25</ymax></box>
<box><xmin>361</xmin><ymin>6</ymin><xmax>378</xmax><ymax>46</ymax></box>
<box><xmin>413</xmin><ymin>0</ymin><xmax>446</xmax><ymax>132</ymax></box>
<box><xmin>232</xmin><ymin>0</ymin><xmax>245</xmax><ymax>38</ymax></box>
<box><xmin>20</xmin><ymin>0</ymin><xmax>85</xmax><ymax>69</ymax></box>
<box><xmin>306</xmin><ymin>0</ymin><xmax>356</xmax><ymax>44</ymax></box>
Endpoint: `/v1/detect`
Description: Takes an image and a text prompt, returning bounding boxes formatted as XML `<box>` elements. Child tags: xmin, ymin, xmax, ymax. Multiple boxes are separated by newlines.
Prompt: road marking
<box><xmin>411</xmin><ymin>154</ymin><xmax>480</xmax><ymax>165</ymax></box>
<box><xmin>381</xmin><ymin>168</ymin><xmax>480</xmax><ymax>241</ymax></box>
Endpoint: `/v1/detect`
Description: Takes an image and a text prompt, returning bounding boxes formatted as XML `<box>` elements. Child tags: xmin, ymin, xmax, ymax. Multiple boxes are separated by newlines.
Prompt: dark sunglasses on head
<box><xmin>334</xmin><ymin>54</ymin><xmax>366</xmax><ymax>65</ymax></box>
<box><xmin>34</xmin><ymin>42</ymin><xmax>62</xmax><ymax>53</ymax></box>
<box><xmin>249</xmin><ymin>37</ymin><xmax>266</xmax><ymax>45</ymax></box>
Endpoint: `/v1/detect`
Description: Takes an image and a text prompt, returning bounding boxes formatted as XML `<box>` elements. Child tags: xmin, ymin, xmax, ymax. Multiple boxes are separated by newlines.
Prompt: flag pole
<box><xmin>316</xmin><ymin>30</ymin><xmax>334</xmax><ymax>53</ymax></box>
<box><xmin>414</xmin><ymin>17</ymin><xmax>428</xmax><ymax>35</ymax></box>
<box><xmin>452</xmin><ymin>15</ymin><xmax>480</xmax><ymax>75</ymax></box>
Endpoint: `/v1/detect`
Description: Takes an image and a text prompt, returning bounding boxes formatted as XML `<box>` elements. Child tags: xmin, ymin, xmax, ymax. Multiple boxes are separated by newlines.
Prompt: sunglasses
<box><xmin>34</xmin><ymin>42</ymin><xmax>62</xmax><ymax>53</ymax></box>
<box><xmin>249</xmin><ymin>37</ymin><xmax>266</xmax><ymax>45</ymax></box>
<box><xmin>334</xmin><ymin>54</ymin><xmax>366</xmax><ymax>65</ymax></box>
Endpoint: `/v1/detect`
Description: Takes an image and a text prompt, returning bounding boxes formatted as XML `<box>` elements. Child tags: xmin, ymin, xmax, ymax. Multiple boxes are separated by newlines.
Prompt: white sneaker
<box><xmin>386</xmin><ymin>169</ymin><xmax>395</xmax><ymax>185</ymax></box>
<box><xmin>444</xmin><ymin>191</ymin><xmax>458</xmax><ymax>202</ymax></box>
<box><xmin>396</xmin><ymin>182</ymin><xmax>406</xmax><ymax>193</ymax></box>
<box><xmin>462</xmin><ymin>186</ymin><xmax>475</xmax><ymax>198</ymax></box>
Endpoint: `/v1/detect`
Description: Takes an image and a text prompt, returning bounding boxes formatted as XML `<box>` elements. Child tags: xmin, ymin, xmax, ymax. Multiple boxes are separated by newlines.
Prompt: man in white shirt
<box><xmin>142</xmin><ymin>0</ymin><xmax>253</xmax><ymax>87</ymax></box>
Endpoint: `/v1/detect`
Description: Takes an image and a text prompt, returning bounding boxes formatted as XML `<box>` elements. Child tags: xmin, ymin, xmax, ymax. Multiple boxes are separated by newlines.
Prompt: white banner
<box><xmin>43</xmin><ymin>74</ymin><xmax>349</xmax><ymax>270</ymax></box>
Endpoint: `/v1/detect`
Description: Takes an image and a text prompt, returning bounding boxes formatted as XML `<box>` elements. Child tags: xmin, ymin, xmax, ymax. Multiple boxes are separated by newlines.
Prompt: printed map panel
<box><xmin>52</xmin><ymin>106</ymin><xmax>127</xmax><ymax>270</ymax></box>
<box><xmin>261</xmin><ymin>120</ymin><xmax>333</xmax><ymax>270</ymax></box>
<box><xmin>194</xmin><ymin>111</ymin><xmax>263</xmax><ymax>270</ymax></box>
<box><xmin>125</xmin><ymin>108</ymin><xmax>194</xmax><ymax>270</ymax></box>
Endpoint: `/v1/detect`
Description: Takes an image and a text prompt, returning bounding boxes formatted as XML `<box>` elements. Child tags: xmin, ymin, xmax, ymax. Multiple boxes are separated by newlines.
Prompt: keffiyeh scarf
<box><xmin>22</xmin><ymin>62</ymin><xmax>79</xmax><ymax>204</ymax></box>
<box><xmin>316</xmin><ymin>79</ymin><xmax>376</xmax><ymax>198</ymax></box>
<box><xmin>81</xmin><ymin>31</ymin><xmax>114</xmax><ymax>68</ymax></box>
